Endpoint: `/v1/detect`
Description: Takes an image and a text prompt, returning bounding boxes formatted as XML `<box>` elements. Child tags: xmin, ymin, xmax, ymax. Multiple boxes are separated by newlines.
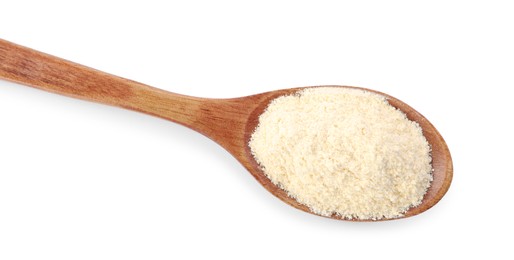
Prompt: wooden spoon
<box><xmin>0</xmin><ymin>39</ymin><xmax>452</xmax><ymax>221</ymax></box>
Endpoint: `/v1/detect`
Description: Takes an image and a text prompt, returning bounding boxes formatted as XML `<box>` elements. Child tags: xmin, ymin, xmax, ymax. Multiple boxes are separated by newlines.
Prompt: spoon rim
<box><xmin>241</xmin><ymin>85</ymin><xmax>453</xmax><ymax>222</ymax></box>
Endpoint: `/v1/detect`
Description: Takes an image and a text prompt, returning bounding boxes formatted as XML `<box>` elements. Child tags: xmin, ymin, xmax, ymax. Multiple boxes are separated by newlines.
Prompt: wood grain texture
<box><xmin>0</xmin><ymin>39</ymin><xmax>452</xmax><ymax>221</ymax></box>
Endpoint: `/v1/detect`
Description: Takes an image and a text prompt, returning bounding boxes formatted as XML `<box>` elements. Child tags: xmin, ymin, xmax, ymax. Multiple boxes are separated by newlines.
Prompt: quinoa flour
<box><xmin>249</xmin><ymin>87</ymin><xmax>433</xmax><ymax>220</ymax></box>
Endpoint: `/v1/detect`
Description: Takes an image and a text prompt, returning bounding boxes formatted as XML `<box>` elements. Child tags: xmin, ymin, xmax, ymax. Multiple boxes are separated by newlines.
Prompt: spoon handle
<box><xmin>0</xmin><ymin>38</ymin><xmax>202</xmax><ymax>126</ymax></box>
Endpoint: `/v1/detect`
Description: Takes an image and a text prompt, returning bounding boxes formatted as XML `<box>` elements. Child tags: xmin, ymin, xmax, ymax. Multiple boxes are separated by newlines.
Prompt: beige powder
<box><xmin>249</xmin><ymin>87</ymin><xmax>432</xmax><ymax>220</ymax></box>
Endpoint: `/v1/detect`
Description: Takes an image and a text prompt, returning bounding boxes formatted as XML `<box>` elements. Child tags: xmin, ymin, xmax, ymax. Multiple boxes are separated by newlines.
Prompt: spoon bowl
<box><xmin>0</xmin><ymin>39</ymin><xmax>452</xmax><ymax>221</ymax></box>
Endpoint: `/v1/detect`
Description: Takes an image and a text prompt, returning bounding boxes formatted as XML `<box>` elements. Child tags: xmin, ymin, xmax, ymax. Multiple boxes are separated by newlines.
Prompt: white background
<box><xmin>1</xmin><ymin>1</ymin><xmax>512</xmax><ymax>259</ymax></box>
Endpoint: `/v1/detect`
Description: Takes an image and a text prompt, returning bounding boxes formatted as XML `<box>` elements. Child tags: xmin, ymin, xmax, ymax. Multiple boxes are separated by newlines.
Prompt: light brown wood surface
<box><xmin>0</xmin><ymin>38</ymin><xmax>452</xmax><ymax>221</ymax></box>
